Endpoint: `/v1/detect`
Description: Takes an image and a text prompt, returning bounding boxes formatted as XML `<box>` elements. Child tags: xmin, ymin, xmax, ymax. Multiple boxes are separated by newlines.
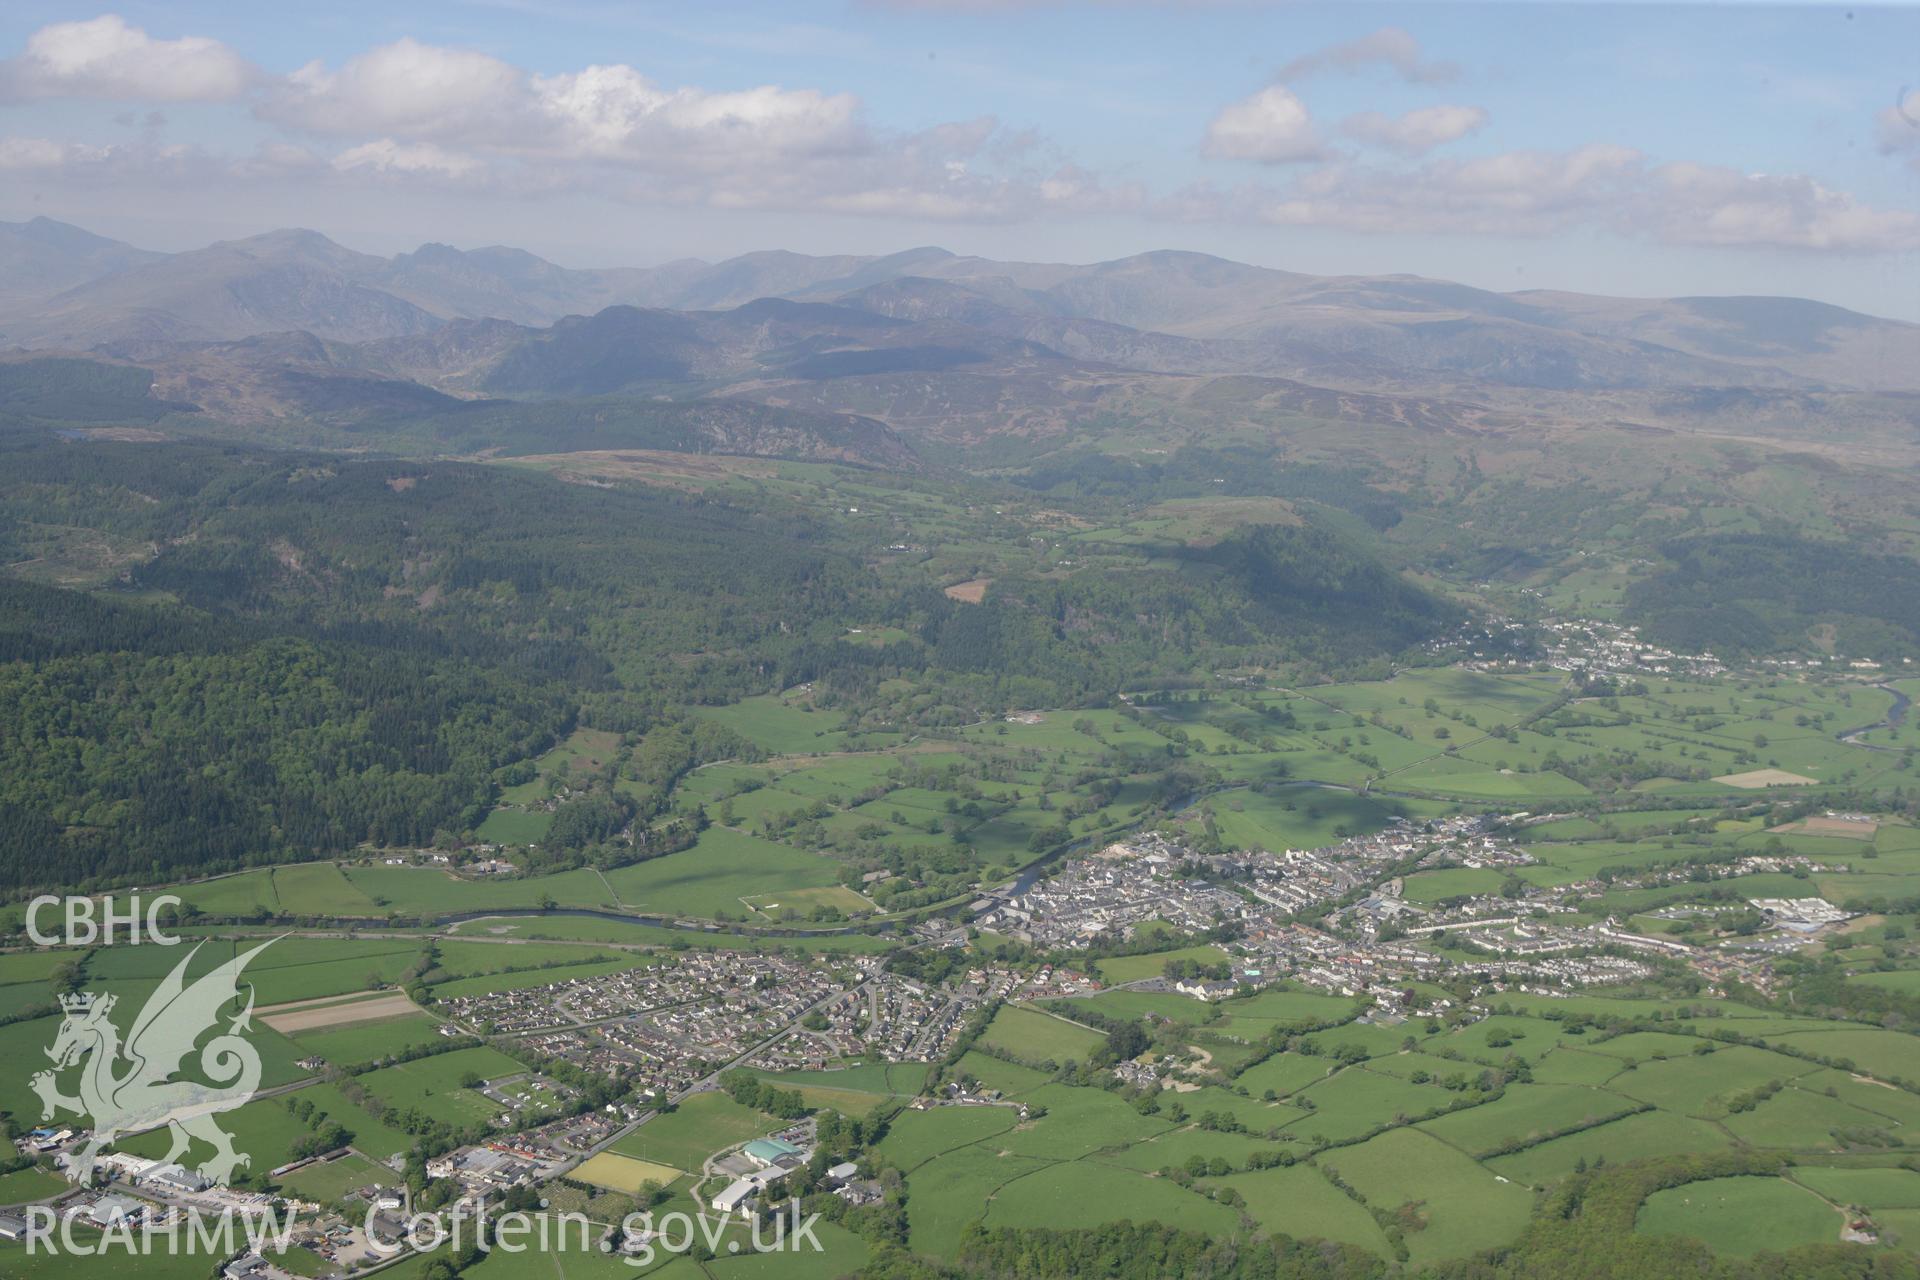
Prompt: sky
<box><xmin>2</xmin><ymin>2</ymin><xmax>1919</xmax><ymax>318</ymax></box>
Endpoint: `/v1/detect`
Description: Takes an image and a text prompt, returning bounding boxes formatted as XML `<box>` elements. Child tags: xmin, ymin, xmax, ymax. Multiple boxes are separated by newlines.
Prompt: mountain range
<box><xmin>3</xmin><ymin>216</ymin><xmax>1918</xmax><ymax>467</ymax></box>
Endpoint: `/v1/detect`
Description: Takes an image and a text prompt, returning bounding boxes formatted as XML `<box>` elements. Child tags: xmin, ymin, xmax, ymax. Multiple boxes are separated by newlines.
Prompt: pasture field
<box><xmin>1400</xmin><ymin>867</ymin><xmax>1509</xmax><ymax>903</ymax></box>
<box><xmin>358</xmin><ymin>1045</ymin><xmax>524</xmax><ymax>1127</ymax></box>
<box><xmin>1415</xmin><ymin>1084</ymin><xmax>1639</xmax><ymax>1157</ymax></box>
<box><xmin>1790</xmin><ymin>1166</ymin><xmax>1920</xmax><ymax>1209</ymax></box>
<box><xmin>703</xmin><ymin>1223</ymin><xmax>869</xmax><ymax>1280</ymax></box>
<box><xmin>1484</xmin><ymin>1109</ymin><xmax>1736</xmax><ymax>1186</ymax></box>
<box><xmin>1721</xmin><ymin>1085</ymin><xmax>1900</xmax><ymax>1149</ymax></box>
<box><xmin>1636</xmin><ymin>1176</ymin><xmax>1841</xmax><ymax>1255</ymax></box>
<box><xmin>1607</xmin><ymin>1044</ymin><xmax>1818</xmax><ymax>1116</ymax></box>
<box><xmin>978</xmin><ymin>1005</ymin><xmax>1105</xmax><ymax>1064</ymax></box>
<box><xmin>604</xmin><ymin>829</ymin><xmax>845</xmax><ymax>918</ymax></box>
<box><xmin>476</xmin><ymin>807</ymin><xmax>552</xmax><ymax>846</ymax></box>
<box><xmin>430</xmin><ymin>939</ymin><xmax>628</xmax><ymax>977</ymax></box>
<box><xmin>427</xmin><ymin>957</ymin><xmax>640</xmax><ymax>1002</ymax></box>
<box><xmin>904</xmin><ymin>1146</ymin><xmax>1052</xmax><ymax>1256</ymax></box>
<box><xmin>980</xmin><ymin>1159</ymin><xmax>1242</xmax><ymax>1236</ymax></box>
<box><xmin>691</xmin><ymin>694</ymin><xmax>852</xmax><ymax>755</ymax></box>
<box><xmin>1079</xmin><ymin>989</ymin><xmax>1216</xmax><ymax>1023</ymax></box>
<box><xmin>877</xmin><ymin>1102</ymin><xmax>1019</xmax><ymax>1170</ymax></box>
<box><xmin>1095</xmin><ymin>1124</ymin><xmax>1279</xmax><ymax>1174</ymax></box>
<box><xmin>287</xmin><ymin>1080</ymin><xmax>420</xmax><ymax>1160</ymax></box>
<box><xmin>1237</xmin><ymin>1052</ymin><xmax>1339</xmax><ymax>1098</ymax></box>
<box><xmin>740</xmin><ymin>884</ymin><xmax>874</xmax><ymax>919</ymax></box>
<box><xmin>344</xmin><ymin>865</ymin><xmax>619</xmax><ymax>915</ymax></box>
<box><xmin>119</xmin><ymin>1091</ymin><xmax>316</xmax><ymax>1169</ymax></box>
<box><xmin>613</xmin><ymin>1092</ymin><xmax>778</xmax><ymax>1171</ymax></box>
<box><xmin>0</xmin><ymin>1166</ymin><xmax>67</xmax><ymax>1203</ymax></box>
<box><xmin>0</xmin><ymin>950</ymin><xmax>77</xmax><ymax>985</ymax></box>
<box><xmin>1202</xmin><ymin>786</ymin><xmax>1410</xmax><ymax>853</ymax></box>
<box><xmin>443</xmin><ymin>914</ymin><xmax>896</xmax><ymax>952</ymax></box>
<box><xmin>754</xmin><ymin>1062</ymin><xmax>924</xmax><ymax>1116</ymax></box>
<box><xmin>451</xmin><ymin>1233</ymin><xmax>702</xmax><ymax>1280</ymax></box>
<box><xmin>290</xmin><ymin>1011</ymin><xmax>450</xmax><ymax>1066</ymax></box>
<box><xmin>268</xmin><ymin>862</ymin><xmax>385</xmax><ymax>915</ymax></box>
<box><xmin>1321</xmin><ymin>1127</ymin><xmax>1534</xmax><ymax>1266</ymax></box>
<box><xmin>279</xmin><ymin>1151</ymin><xmax>392</xmax><ymax>1202</ymax></box>
<box><xmin>1217</xmin><ymin>1164</ymin><xmax>1393</xmax><ymax>1254</ymax></box>
<box><xmin>0</xmin><ymin>1242</ymin><xmax>244</xmax><ymax>1280</ymax></box>
<box><xmin>1095</xmin><ymin>944</ymin><xmax>1234</xmax><ymax>984</ymax></box>
<box><xmin>495</xmin><ymin>728</ymin><xmax>623</xmax><ymax>812</ymax></box>
<box><xmin>949</xmin><ymin>1050</ymin><xmax>1053</xmax><ymax>1097</ymax></box>
<box><xmin>1292</xmin><ymin>1067</ymin><xmax>1456</xmax><ymax>1144</ymax></box>
<box><xmin>1753</xmin><ymin>1028</ymin><xmax>1920</xmax><ymax>1081</ymax></box>
<box><xmin>762</xmin><ymin>1062</ymin><xmax>927</xmax><ymax>1095</ymax></box>
<box><xmin>994</xmin><ymin>1084</ymin><xmax>1173</xmax><ymax>1161</ymax></box>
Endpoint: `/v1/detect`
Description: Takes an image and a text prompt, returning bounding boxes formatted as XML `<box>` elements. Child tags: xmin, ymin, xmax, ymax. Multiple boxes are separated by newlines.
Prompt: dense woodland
<box><xmin>0</xmin><ymin>422</ymin><xmax>1455</xmax><ymax>891</ymax></box>
<box><xmin>1628</xmin><ymin>532</ymin><xmax>1920</xmax><ymax>659</ymax></box>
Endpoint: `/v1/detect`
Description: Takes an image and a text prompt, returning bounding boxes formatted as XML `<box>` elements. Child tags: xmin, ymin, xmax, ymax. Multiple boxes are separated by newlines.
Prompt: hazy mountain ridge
<box><xmin>0</xmin><ymin>217</ymin><xmax>167</xmax><ymax>306</ymax></box>
<box><xmin>3</xmin><ymin>220</ymin><xmax>1915</xmax><ymax>396</ymax></box>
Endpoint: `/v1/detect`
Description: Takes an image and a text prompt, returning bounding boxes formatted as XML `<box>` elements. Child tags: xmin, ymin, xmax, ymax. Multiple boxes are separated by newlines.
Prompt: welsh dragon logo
<box><xmin>32</xmin><ymin>939</ymin><xmax>277</xmax><ymax>1187</ymax></box>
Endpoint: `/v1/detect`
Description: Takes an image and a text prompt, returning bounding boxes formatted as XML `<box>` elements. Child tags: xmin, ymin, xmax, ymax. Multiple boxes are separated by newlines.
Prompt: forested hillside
<box><xmin>0</xmin><ymin>423</ymin><xmax>1453</xmax><ymax>890</ymax></box>
<box><xmin>1628</xmin><ymin>533</ymin><xmax>1920</xmax><ymax>659</ymax></box>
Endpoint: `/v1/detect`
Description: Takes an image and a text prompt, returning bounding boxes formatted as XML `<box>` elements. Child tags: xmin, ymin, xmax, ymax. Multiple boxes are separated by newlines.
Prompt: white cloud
<box><xmin>259</xmin><ymin>39</ymin><xmax>870</xmax><ymax>168</ymax></box>
<box><xmin>3</xmin><ymin>15</ymin><xmax>1914</xmax><ymax>250</ymax></box>
<box><xmin>0</xmin><ymin>135</ymin><xmax>90</xmax><ymax>169</ymax></box>
<box><xmin>1202</xmin><ymin>86</ymin><xmax>1326</xmax><ymax>165</ymax></box>
<box><xmin>263</xmin><ymin>39</ymin><xmax>524</xmax><ymax>140</ymax></box>
<box><xmin>1339</xmin><ymin>104</ymin><xmax>1487</xmax><ymax>156</ymax></box>
<box><xmin>1878</xmin><ymin>89</ymin><xmax>1920</xmax><ymax>169</ymax></box>
<box><xmin>1276</xmin><ymin>27</ymin><xmax>1457</xmax><ymax>86</ymax></box>
<box><xmin>242</xmin><ymin>35</ymin><xmax>1106</xmax><ymax>220</ymax></box>
<box><xmin>332</xmin><ymin>138</ymin><xmax>483</xmax><ymax>180</ymax></box>
<box><xmin>530</xmin><ymin>64</ymin><xmax>866</xmax><ymax>165</ymax></box>
<box><xmin>0</xmin><ymin>132</ymin><xmax>218</xmax><ymax>185</ymax></box>
<box><xmin>0</xmin><ymin>15</ymin><xmax>252</xmax><ymax>103</ymax></box>
<box><xmin>1166</xmin><ymin>144</ymin><xmax>1920</xmax><ymax>252</ymax></box>
<box><xmin>1643</xmin><ymin>162</ymin><xmax>1920</xmax><ymax>252</ymax></box>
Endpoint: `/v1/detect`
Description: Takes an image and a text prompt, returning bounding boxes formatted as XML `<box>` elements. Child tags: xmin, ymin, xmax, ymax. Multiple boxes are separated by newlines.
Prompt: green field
<box><xmin>0</xmin><ymin>1165</ymin><xmax>67</xmax><ymax>1204</ymax></box>
<box><xmin>612</xmin><ymin>1091</ymin><xmax>779</xmax><ymax>1170</ymax></box>
<box><xmin>358</xmin><ymin>1045</ymin><xmax>524</xmax><ymax>1128</ymax></box>
<box><xmin>978</xmin><ymin>1005</ymin><xmax>1106</xmax><ymax>1065</ymax></box>
<box><xmin>279</xmin><ymin>1151</ymin><xmax>393</xmax><ymax>1202</ymax></box>
<box><xmin>1637</xmin><ymin>1176</ymin><xmax>1842</xmax><ymax>1255</ymax></box>
<box><xmin>1320</xmin><ymin>1127</ymin><xmax>1534</xmax><ymax>1266</ymax></box>
<box><xmin>290</xmin><ymin>1010</ymin><xmax>449</xmax><ymax>1066</ymax></box>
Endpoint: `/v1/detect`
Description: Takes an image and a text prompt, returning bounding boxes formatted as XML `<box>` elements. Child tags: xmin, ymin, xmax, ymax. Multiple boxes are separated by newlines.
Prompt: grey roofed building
<box><xmin>146</xmin><ymin>1163</ymin><xmax>212</xmax><ymax>1193</ymax></box>
<box><xmin>89</xmin><ymin>1193</ymin><xmax>144</xmax><ymax>1226</ymax></box>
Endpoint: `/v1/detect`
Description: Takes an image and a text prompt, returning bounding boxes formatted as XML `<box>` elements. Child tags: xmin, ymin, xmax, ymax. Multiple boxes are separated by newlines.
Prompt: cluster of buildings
<box><xmin>1536</xmin><ymin>618</ymin><xmax>1725</xmax><ymax>679</ymax></box>
<box><xmin>708</xmin><ymin>1128</ymin><xmax>813</xmax><ymax>1218</ymax></box>
<box><xmin>974</xmin><ymin>832</ymin><xmax>1249</xmax><ymax>947</ymax></box>
<box><xmin>1749</xmin><ymin>896</ymin><xmax>1856</xmax><ymax>931</ymax></box>
<box><xmin>425</xmin><ymin>1140</ymin><xmax>566</xmax><ymax>1194</ymax></box>
<box><xmin>967</xmin><ymin>807</ymin><xmax>1866</xmax><ymax>1012</ymax></box>
<box><xmin>757</xmin><ymin>971</ymin><xmax>973</xmax><ymax>1069</ymax></box>
<box><xmin>972</xmin><ymin>833</ymin><xmax>1240</xmax><ymax>945</ymax></box>
<box><xmin>437</xmin><ymin>952</ymin><xmax>871</xmax><ymax>1099</ymax></box>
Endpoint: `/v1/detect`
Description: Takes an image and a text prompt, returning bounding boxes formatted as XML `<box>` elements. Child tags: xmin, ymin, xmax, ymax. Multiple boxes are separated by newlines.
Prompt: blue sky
<box><xmin>3</xmin><ymin>2</ymin><xmax>1918</xmax><ymax>317</ymax></box>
